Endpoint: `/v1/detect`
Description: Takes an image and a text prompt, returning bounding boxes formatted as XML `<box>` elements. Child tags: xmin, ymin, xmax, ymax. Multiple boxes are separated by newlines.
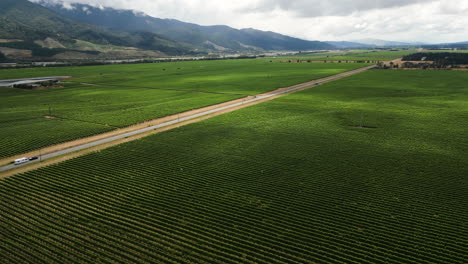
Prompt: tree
<box><xmin>0</xmin><ymin>52</ymin><xmax>7</xmax><ymax>62</ymax></box>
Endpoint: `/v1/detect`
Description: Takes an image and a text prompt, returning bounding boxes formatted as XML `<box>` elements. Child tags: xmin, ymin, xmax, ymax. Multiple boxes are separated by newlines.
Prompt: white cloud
<box><xmin>31</xmin><ymin>0</ymin><xmax>468</xmax><ymax>43</ymax></box>
<box><xmin>243</xmin><ymin>0</ymin><xmax>438</xmax><ymax>17</ymax></box>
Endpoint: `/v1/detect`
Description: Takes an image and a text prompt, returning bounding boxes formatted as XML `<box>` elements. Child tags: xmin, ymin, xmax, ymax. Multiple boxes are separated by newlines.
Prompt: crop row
<box><xmin>0</xmin><ymin>61</ymin><xmax>369</xmax><ymax>158</ymax></box>
<box><xmin>1</xmin><ymin>145</ymin><xmax>465</xmax><ymax>264</ymax></box>
<box><xmin>0</xmin><ymin>118</ymin><xmax>112</xmax><ymax>158</ymax></box>
<box><xmin>1</xmin><ymin>69</ymin><xmax>466</xmax><ymax>263</ymax></box>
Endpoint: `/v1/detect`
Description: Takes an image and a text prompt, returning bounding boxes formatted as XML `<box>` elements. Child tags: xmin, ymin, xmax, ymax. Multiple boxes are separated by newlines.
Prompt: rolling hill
<box><xmin>0</xmin><ymin>0</ymin><xmax>197</xmax><ymax>59</ymax></box>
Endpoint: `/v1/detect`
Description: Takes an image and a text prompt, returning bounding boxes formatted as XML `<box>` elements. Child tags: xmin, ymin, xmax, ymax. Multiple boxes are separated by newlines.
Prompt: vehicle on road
<box><xmin>14</xmin><ymin>157</ymin><xmax>29</xmax><ymax>165</ymax></box>
<box><xmin>29</xmin><ymin>156</ymin><xmax>39</xmax><ymax>161</ymax></box>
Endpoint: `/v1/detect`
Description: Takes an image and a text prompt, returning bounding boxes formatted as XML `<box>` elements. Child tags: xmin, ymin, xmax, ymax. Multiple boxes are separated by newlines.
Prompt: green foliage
<box><xmin>12</xmin><ymin>83</ymin><xmax>34</xmax><ymax>89</ymax></box>
<box><xmin>0</xmin><ymin>59</ymin><xmax>367</xmax><ymax>94</ymax></box>
<box><xmin>0</xmin><ymin>41</ymin><xmax>62</xmax><ymax>57</ymax></box>
<box><xmin>0</xmin><ymin>17</ymin><xmax>47</xmax><ymax>40</ymax></box>
<box><xmin>0</xmin><ymin>51</ymin><xmax>6</xmax><ymax>62</ymax></box>
<box><xmin>276</xmin><ymin>49</ymin><xmax>416</xmax><ymax>62</ymax></box>
<box><xmin>0</xmin><ymin>70</ymin><xmax>466</xmax><ymax>263</ymax></box>
<box><xmin>0</xmin><ymin>60</ymin><xmax>368</xmax><ymax>157</ymax></box>
<box><xmin>403</xmin><ymin>52</ymin><xmax>468</xmax><ymax>64</ymax></box>
<box><xmin>0</xmin><ymin>41</ymin><xmax>40</xmax><ymax>50</ymax></box>
<box><xmin>0</xmin><ymin>118</ymin><xmax>113</xmax><ymax>157</ymax></box>
<box><xmin>0</xmin><ymin>83</ymin><xmax>237</xmax><ymax>158</ymax></box>
<box><xmin>13</xmin><ymin>80</ymin><xmax>59</xmax><ymax>89</ymax></box>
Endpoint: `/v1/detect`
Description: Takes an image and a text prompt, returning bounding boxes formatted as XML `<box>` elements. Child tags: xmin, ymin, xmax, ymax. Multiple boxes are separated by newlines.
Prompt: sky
<box><xmin>34</xmin><ymin>0</ymin><xmax>468</xmax><ymax>43</ymax></box>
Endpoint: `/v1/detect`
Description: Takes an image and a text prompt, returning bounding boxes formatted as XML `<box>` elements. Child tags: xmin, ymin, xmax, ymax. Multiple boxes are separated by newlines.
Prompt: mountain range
<box><xmin>325</xmin><ymin>41</ymin><xmax>374</xmax><ymax>49</ymax></box>
<box><xmin>350</xmin><ymin>39</ymin><xmax>427</xmax><ymax>47</ymax></box>
<box><xmin>0</xmin><ymin>0</ymin><xmax>333</xmax><ymax>61</ymax></box>
<box><xmin>0</xmin><ymin>0</ymin><xmax>206</xmax><ymax>54</ymax></box>
<box><xmin>0</xmin><ymin>0</ymin><xmax>466</xmax><ymax>61</ymax></box>
<box><xmin>39</xmin><ymin>1</ymin><xmax>333</xmax><ymax>52</ymax></box>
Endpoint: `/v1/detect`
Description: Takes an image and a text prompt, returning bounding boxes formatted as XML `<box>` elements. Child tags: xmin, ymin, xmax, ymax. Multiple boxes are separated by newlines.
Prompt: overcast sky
<box><xmin>35</xmin><ymin>0</ymin><xmax>468</xmax><ymax>43</ymax></box>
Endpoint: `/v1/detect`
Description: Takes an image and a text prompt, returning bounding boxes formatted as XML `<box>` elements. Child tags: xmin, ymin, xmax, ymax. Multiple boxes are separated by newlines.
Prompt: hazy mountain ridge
<box><xmin>325</xmin><ymin>41</ymin><xmax>374</xmax><ymax>49</ymax></box>
<box><xmin>37</xmin><ymin>1</ymin><xmax>334</xmax><ymax>51</ymax></box>
<box><xmin>351</xmin><ymin>38</ymin><xmax>428</xmax><ymax>47</ymax></box>
<box><xmin>326</xmin><ymin>39</ymin><xmax>447</xmax><ymax>49</ymax></box>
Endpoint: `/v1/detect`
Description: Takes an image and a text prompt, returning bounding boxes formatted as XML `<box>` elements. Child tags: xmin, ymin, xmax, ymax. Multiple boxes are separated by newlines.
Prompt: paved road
<box><xmin>0</xmin><ymin>76</ymin><xmax>70</xmax><ymax>87</ymax></box>
<box><xmin>0</xmin><ymin>66</ymin><xmax>375</xmax><ymax>173</ymax></box>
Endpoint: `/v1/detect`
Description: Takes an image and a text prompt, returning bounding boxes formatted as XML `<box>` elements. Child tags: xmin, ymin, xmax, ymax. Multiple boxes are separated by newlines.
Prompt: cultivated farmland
<box><xmin>0</xmin><ymin>69</ymin><xmax>466</xmax><ymax>263</ymax></box>
<box><xmin>0</xmin><ymin>60</ymin><xmax>369</xmax><ymax>158</ymax></box>
<box><xmin>274</xmin><ymin>49</ymin><xmax>415</xmax><ymax>62</ymax></box>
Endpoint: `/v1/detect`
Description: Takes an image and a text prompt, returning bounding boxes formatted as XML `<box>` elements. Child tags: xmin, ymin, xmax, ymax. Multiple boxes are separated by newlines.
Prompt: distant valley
<box><xmin>0</xmin><ymin>0</ymin><xmax>332</xmax><ymax>61</ymax></box>
<box><xmin>0</xmin><ymin>0</ymin><xmax>466</xmax><ymax>62</ymax></box>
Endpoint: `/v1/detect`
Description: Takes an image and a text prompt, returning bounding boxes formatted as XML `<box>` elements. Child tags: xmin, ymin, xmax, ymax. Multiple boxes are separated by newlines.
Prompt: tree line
<box><xmin>403</xmin><ymin>52</ymin><xmax>468</xmax><ymax>65</ymax></box>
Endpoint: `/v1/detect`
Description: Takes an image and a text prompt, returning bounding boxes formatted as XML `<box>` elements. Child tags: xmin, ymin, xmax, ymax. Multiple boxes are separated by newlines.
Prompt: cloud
<box><xmin>244</xmin><ymin>0</ymin><xmax>437</xmax><ymax>17</ymax></box>
<box><xmin>437</xmin><ymin>0</ymin><xmax>468</xmax><ymax>15</ymax></box>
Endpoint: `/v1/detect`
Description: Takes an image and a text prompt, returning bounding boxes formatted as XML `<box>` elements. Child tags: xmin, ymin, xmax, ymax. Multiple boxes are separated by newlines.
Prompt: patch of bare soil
<box><xmin>0</xmin><ymin>47</ymin><xmax>32</xmax><ymax>58</ymax></box>
<box><xmin>203</xmin><ymin>41</ymin><xmax>228</xmax><ymax>51</ymax></box>
<box><xmin>34</xmin><ymin>38</ymin><xmax>66</xmax><ymax>49</ymax></box>
<box><xmin>0</xmin><ymin>39</ymin><xmax>23</xmax><ymax>43</ymax></box>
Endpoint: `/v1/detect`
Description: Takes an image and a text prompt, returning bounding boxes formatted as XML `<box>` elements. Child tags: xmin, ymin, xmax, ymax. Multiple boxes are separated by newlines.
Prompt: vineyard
<box><xmin>0</xmin><ymin>83</ymin><xmax>237</xmax><ymax>158</ymax></box>
<box><xmin>0</xmin><ymin>59</ymin><xmax>367</xmax><ymax>95</ymax></box>
<box><xmin>402</xmin><ymin>52</ymin><xmax>468</xmax><ymax>64</ymax></box>
<box><xmin>0</xmin><ymin>117</ymin><xmax>112</xmax><ymax>158</ymax></box>
<box><xmin>1</xmin><ymin>70</ymin><xmax>466</xmax><ymax>263</ymax></box>
<box><xmin>0</xmin><ymin>60</ymin><xmax>368</xmax><ymax>158</ymax></box>
<box><xmin>275</xmin><ymin>49</ymin><xmax>415</xmax><ymax>62</ymax></box>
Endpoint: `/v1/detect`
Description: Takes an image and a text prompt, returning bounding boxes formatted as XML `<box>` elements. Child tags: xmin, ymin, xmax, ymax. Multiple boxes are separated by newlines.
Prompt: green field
<box><xmin>425</xmin><ymin>49</ymin><xmax>468</xmax><ymax>53</ymax></box>
<box><xmin>1</xmin><ymin>70</ymin><xmax>466</xmax><ymax>263</ymax></box>
<box><xmin>273</xmin><ymin>49</ymin><xmax>416</xmax><ymax>62</ymax></box>
<box><xmin>0</xmin><ymin>84</ymin><xmax>237</xmax><ymax>158</ymax></box>
<box><xmin>0</xmin><ymin>60</ymin><xmax>368</xmax><ymax>158</ymax></box>
<box><xmin>0</xmin><ymin>60</ymin><xmax>367</xmax><ymax>95</ymax></box>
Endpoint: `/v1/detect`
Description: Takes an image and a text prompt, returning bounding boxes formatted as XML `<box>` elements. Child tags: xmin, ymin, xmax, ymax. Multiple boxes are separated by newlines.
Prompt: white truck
<box><xmin>14</xmin><ymin>157</ymin><xmax>29</xmax><ymax>165</ymax></box>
